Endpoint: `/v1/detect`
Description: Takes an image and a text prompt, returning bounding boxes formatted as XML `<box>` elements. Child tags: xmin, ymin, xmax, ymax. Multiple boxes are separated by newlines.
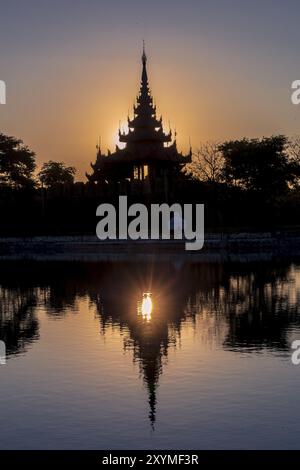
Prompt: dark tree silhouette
<box><xmin>220</xmin><ymin>135</ymin><xmax>299</xmax><ymax>196</ymax></box>
<box><xmin>0</xmin><ymin>133</ymin><xmax>36</xmax><ymax>189</ymax></box>
<box><xmin>1</xmin><ymin>130</ymin><xmax>300</xmax><ymax>234</ymax></box>
<box><xmin>38</xmin><ymin>161</ymin><xmax>76</xmax><ymax>188</ymax></box>
<box><xmin>186</xmin><ymin>141</ymin><xmax>224</xmax><ymax>184</ymax></box>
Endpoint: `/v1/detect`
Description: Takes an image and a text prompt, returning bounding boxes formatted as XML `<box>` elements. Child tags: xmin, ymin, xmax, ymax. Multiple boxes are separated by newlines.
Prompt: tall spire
<box><xmin>142</xmin><ymin>40</ymin><xmax>147</xmax><ymax>65</ymax></box>
<box><xmin>118</xmin><ymin>44</ymin><xmax>172</xmax><ymax>146</ymax></box>
<box><xmin>141</xmin><ymin>40</ymin><xmax>148</xmax><ymax>86</ymax></box>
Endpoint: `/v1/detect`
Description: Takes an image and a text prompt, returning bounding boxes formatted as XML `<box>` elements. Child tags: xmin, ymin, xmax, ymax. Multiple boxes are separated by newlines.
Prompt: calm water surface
<box><xmin>0</xmin><ymin>258</ymin><xmax>300</xmax><ymax>449</ymax></box>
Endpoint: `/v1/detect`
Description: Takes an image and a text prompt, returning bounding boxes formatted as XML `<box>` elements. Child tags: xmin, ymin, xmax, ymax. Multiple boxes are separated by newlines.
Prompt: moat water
<box><xmin>0</xmin><ymin>258</ymin><xmax>299</xmax><ymax>449</ymax></box>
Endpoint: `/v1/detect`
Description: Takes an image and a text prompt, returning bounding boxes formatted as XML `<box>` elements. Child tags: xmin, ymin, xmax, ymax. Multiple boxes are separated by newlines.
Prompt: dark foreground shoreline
<box><xmin>0</xmin><ymin>232</ymin><xmax>300</xmax><ymax>262</ymax></box>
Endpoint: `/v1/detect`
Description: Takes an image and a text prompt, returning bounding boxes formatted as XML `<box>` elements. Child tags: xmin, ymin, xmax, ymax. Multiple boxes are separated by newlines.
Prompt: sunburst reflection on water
<box><xmin>138</xmin><ymin>292</ymin><xmax>153</xmax><ymax>322</ymax></box>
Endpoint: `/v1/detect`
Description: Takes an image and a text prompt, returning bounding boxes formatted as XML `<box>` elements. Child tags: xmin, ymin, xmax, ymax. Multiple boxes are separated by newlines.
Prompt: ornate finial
<box><xmin>96</xmin><ymin>136</ymin><xmax>102</xmax><ymax>160</ymax></box>
<box><xmin>141</xmin><ymin>40</ymin><xmax>148</xmax><ymax>86</ymax></box>
<box><xmin>173</xmin><ymin>129</ymin><xmax>177</xmax><ymax>147</ymax></box>
<box><xmin>96</xmin><ymin>135</ymin><xmax>101</xmax><ymax>152</ymax></box>
<box><xmin>142</xmin><ymin>40</ymin><xmax>147</xmax><ymax>65</ymax></box>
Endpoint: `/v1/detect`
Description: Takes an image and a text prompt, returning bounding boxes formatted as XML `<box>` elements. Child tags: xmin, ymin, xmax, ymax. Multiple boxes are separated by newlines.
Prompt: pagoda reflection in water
<box><xmin>0</xmin><ymin>260</ymin><xmax>300</xmax><ymax>427</ymax></box>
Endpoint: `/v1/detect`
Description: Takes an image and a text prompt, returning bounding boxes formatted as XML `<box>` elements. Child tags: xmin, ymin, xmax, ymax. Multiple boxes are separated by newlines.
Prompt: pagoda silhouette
<box><xmin>87</xmin><ymin>44</ymin><xmax>191</xmax><ymax>199</ymax></box>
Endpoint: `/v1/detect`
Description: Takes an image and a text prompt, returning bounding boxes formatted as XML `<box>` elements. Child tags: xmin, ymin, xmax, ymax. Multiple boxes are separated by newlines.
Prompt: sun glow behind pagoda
<box><xmin>87</xmin><ymin>45</ymin><xmax>191</xmax><ymax>198</ymax></box>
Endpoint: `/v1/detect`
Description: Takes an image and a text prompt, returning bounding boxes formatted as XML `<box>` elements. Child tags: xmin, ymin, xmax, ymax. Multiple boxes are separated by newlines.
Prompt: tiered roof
<box><xmin>87</xmin><ymin>45</ymin><xmax>191</xmax><ymax>180</ymax></box>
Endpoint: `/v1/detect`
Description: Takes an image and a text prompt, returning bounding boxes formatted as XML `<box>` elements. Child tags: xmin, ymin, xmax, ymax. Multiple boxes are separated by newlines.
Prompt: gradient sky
<box><xmin>1</xmin><ymin>0</ymin><xmax>300</xmax><ymax>179</ymax></box>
